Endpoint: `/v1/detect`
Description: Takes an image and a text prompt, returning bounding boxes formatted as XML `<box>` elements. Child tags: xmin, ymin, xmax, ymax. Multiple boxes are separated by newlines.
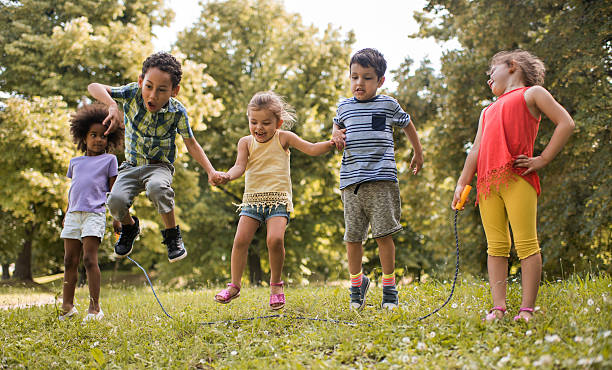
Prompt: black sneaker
<box><xmin>349</xmin><ymin>275</ymin><xmax>370</xmax><ymax>311</ymax></box>
<box><xmin>381</xmin><ymin>285</ymin><xmax>399</xmax><ymax>310</ymax></box>
<box><xmin>114</xmin><ymin>216</ymin><xmax>140</xmax><ymax>257</ymax></box>
<box><xmin>162</xmin><ymin>225</ymin><xmax>187</xmax><ymax>263</ymax></box>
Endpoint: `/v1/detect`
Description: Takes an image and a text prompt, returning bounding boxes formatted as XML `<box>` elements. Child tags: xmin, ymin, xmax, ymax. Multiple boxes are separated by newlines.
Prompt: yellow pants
<box><xmin>479</xmin><ymin>175</ymin><xmax>540</xmax><ymax>260</ymax></box>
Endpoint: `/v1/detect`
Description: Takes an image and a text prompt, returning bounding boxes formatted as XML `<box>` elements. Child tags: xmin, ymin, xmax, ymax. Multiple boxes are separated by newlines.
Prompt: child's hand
<box><xmin>209</xmin><ymin>171</ymin><xmax>229</xmax><ymax>186</ymax></box>
<box><xmin>103</xmin><ymin>103</ymin><xmax>124</xmax><ymax>136</ymax></box>
<box><xmin>513</xmin><ymin>155</ymin><xmax>547</xmax><ymax>175</ymax></box>
<box><xmin>112</xmin><ymin>220</ymin><xmax>122</xmax><ymax>234</ymax></box>
<box><xmin>452</xmin><ymin>184</ymin><xmax>468</xmax><ymax>210</ymax></box>
<box><xmin>410</xmin><ymin>151</ymin><xmax>424</xmax><ymax>175</ymax></box>
<box><xmin>332</xmin><ymin>128</ymin><xmax>347</xmax><ymax>150</ymax></box>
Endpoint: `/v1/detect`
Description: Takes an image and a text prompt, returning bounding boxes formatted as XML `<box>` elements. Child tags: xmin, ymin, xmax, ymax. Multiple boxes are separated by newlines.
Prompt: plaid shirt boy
<box><xmin>110</xmin><ymin>82</ymin><xmax>193</xmax><ymax>166</ymax></box>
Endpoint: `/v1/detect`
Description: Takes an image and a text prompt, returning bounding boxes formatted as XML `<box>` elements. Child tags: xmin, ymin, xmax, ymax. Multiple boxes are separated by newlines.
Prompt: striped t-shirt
<box><xmin>333</xmin><ymin>95</ymin><xmax>411</xmax><ymax>189</ymax></box>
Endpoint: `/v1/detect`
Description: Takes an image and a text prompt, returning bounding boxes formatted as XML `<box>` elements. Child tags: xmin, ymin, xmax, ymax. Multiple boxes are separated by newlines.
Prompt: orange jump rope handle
<box><xmin>455</xmin><ymin>185</ymin><xmax>472</xmax><ymax>210</ymax></box>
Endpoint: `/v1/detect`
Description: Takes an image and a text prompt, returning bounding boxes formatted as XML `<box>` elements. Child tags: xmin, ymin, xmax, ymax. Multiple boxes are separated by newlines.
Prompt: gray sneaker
<box><xmin>349</xmin><ymin>275</ymin><xmax>370</xmax><ymax>311</ymax></box>
<box><xmin>381</xmin><ymin>285</ymin><xmax>399</xmax><ymax>310</ymax></box>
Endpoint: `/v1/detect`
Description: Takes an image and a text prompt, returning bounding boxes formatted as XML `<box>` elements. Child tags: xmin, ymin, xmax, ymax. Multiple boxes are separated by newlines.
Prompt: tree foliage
<box><xmin>397</xmin><ymin>0</ymin><xmax>611</xmax><ymax>277</ymax></box>
<box><xmin>173</xmin><ymin>0</ymin><xmax>355</xmax><ymax>285</ymax></box>
<box><xmin>0</xmin><ymin>0</ymin><xmax>172</xmax><ymax>105</ymax></box>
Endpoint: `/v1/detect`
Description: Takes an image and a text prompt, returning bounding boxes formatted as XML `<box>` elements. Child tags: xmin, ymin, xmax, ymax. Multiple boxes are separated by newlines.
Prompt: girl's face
<box><xmin>248</xmin><ymin>108</ymin><xmax>283</xmax><ymax>143</ymax></box>
<box><xmin>487</xmin><ymin>62</ymin><xmax>513</xmax><ymax>96</ymax></box>
<box><xmin>85</xmin><ymin>123</ymin><xmax>108</xmax><ymax>156</ymax></box>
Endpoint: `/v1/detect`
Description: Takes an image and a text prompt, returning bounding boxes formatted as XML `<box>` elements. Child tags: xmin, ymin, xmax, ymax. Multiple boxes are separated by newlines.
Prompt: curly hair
<box><xmin>350</xmin><ymin>48</ymin><xmax>387</xmax><ymax>79</ymax></box>
<box><xmin>70</xmin><ymin>103</ymin><xmax>123</xmax><ymax>153</ymax></box>
<box><xmin>489</xmin><ymin>49</ymin><xmax>546</xmax><ymax>87</ymax></box>
<box><xmin>141</xmin><ymin>52</ymin><xmax>182</xmax><ymax>87</ymax></box>
<box><xmin>247</xmin><ymin>91</ymin><xmax>296</xmax><ymax>129</ymax></box>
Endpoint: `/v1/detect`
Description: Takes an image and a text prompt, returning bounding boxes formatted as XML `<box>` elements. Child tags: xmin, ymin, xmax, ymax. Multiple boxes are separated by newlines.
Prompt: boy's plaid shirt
<box><xmin>110</xmin><ymin>82</ymin><xmax>193</xmax><ymax>166</ymax></box>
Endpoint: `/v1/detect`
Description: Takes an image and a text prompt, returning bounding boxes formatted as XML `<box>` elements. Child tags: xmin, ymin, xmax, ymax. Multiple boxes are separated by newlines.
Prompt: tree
<box><xmin>0</xmin><ymin>97</ymin><xmax>73</xmax><ymax>280</ymax></box>
<box><xmin>0</xmin><ymin>0</ymin><xmax>172</xmax><ymax>105</ymax></box>
<box><xmin>403</xmin><ymin>0</ymin><xmax>611</xmax><ymax>277</ymax></box>
<box><xmin>174</xmin><ymin>0</ymin><xmax>355</xmax><ymax>285</ymax></box>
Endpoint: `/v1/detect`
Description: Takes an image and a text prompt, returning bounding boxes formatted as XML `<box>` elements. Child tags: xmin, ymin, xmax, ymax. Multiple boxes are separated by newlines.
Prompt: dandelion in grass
<box><xmin>429</xmin><ymin>331</ymin><xmax>436</xmax><ymax>338</ymax></box>
<box><xmin>109</xmin><ymin>350</ymin><xmax>115</xmax><ymax>355</ymax></box>
<box><xmin>401</xmin><ymin>337</ymin><xmax>411</xmax><ymax>344</ymax></box>
<box><xmin>416</xmin><ymin>342</ymin><xmax>427</xmax><ymax>350</ymax></box>
<box><xmin>533</xmin><ymin>354</ymin><xmax>553</xmax><ymax>367</ymax></box>
<box><xmin>451</xmin><ymin>303</ymin><xmax>458</xmax><ymax>308</ymax></box>
<box><xmin>230</xmin><ymin>350</ymin><xmax>238</xmax><ymax>356</ymax></box>
<box><xmin>587</xmin><ymin>299</ymin><xmax>594</xmax><ymax>306</ymax></box>
<box><xmin>596</xmin><ymin>307</ymin><xmax>600</xmax><ymax>313</ymax></box>
<box><xmin>602</xmin><ymin>331</ymin><xmax>611</xmax><ymax>338</ymax></box>
<box><xmin>525</xmin><ymin>330</ymin><xmax>533</xmax><ymax>336</ymax></box>
<box><xmin>498</xmin><ymin>355</ymin><xmax>511</xmax><ymax>366</ymax></box>
<box><xmin>401</xmin><ymin>355</ymin><xmax>410</xmax><ymax>363</ymax></box>
<box><xmin>545</xmin><ymin>334</ymin><xmax>561</xmax><ymax>343</ymax></box>
<box><xmin>492</xmin><ymin>346</ymin><xmax>500</xmax><ymax>354</ymax></box>
<box><xmin>574</xmin><ymin>336</ymin><xmax>583</xmax><ymax>342</ymax></box>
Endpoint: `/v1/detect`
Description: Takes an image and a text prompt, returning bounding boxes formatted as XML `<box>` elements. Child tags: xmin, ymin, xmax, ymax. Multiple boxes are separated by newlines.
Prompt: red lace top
<box><xmin>477</xmin><ymin>87</ymin><xmax>541</xmax><ymax>202</ymax></box>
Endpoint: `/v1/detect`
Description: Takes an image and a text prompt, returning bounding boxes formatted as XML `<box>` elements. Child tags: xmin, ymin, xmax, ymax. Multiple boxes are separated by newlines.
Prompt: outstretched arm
<box><xmin>452</xmin><ymin>110</ymin><xmax>484</xmax><ymax>210</ymax></box>
<box><xmin>224</xmin><ymin>136</ymin><xmax>250</xmax><ymax>181</ymax></box>
<box><xmin>183</xmin><ymin>136</ymin><xmax>227</xmax><ymax>185</ymax></box>
<box><xmin>280</xmin><ymin>131</ymin><xmax>334</xmax><ymax>156</ymax></box>
<box><xmin>514</xmin><ymin>86</ymin><xmax>575</xmax><ymax>175</ymax></box>
<box><xmin>401</xmin><ymin>119</ymin><xmax>424</xmax><ymax>175</ymax></box>
<box><xmin>87</xmin><ymin>83</ymin><xmax>124</xmax><ymax>135</ymax></box>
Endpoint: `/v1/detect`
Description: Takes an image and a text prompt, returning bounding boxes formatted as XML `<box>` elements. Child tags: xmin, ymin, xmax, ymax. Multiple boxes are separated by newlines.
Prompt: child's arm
<box><xmin>280</xmin><ymin>131</ymin><xmax>335</xmax><ymax>156</ymax></box>
<box><xmin>514</xmin><ymin>86</ymin><xmax>575</xmax><ymax>175</ymax></box>
<box><xmin>183</xmin><ymin>137</ymin><xmax>228</xmax><ymax>186</ymax></box>
<box><xmin>108</xmin><ymin>176</ymin><xmax>121</xmax><ymax>233</ymax></box>
<box><xmin>452</xmin><ymin>110</ymin><xmax>485</xmax><ymax>209</ymax></box>
<box><xmin>331</xmin><ymin>123</ymin><xmax>347</xmax><ymax>150</ymax></box>
<box><xmin>401</xmin><ymin>119</ymin><xmax>424</xmax><ymax>175</ymax></box>
<box><xmin>224</xmin><ymin>136</ymin><xmax>250</xmax><ymax>181</ymax></box>
<box><xmin>87</xmin><ymin>83</ymin><xmax>123</xmax><ymax>136</ymax></box>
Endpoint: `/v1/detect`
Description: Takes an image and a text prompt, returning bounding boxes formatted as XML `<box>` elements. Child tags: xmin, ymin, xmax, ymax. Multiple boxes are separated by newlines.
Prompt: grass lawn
<box><xmin>0</xmin><ymin>273</ymin><xmax>610</xmax><ymax>368</ymax></box>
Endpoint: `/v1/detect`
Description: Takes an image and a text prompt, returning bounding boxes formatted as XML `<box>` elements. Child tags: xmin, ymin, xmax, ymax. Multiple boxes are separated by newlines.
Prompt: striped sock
<box><xmin>350</xmin><ymin>271</ymin><xmax>363</xmax><ymax>287</ymax></box>
<box><xmin>382</xmin><ymin>272</ymin><xmax>395</xmax><ymax>287</ymax></box>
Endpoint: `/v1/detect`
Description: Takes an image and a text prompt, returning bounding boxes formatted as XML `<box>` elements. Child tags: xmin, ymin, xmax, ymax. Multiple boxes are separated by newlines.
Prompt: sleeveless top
<box><xmin>477</xmin><ymin>87</ymin><xmax>541</xmax><ymax>202</ymax></box>
<box><xmin>240</xmin><ymin>130</ymin><xmax>293</xmax><ymax>212</ymax></box>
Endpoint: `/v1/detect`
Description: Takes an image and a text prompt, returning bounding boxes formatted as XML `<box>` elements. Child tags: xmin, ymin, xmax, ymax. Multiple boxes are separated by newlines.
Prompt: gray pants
<box><xmin>107</xmin><ymin>162</ymin><xmax>175</xmax><ymax>221</ymax></box>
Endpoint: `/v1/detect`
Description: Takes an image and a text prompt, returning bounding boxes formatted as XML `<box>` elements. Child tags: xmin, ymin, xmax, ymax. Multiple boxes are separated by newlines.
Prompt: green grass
<box><xmin>1</xmin><ymin>274</ymin><xmax>610</xmax><ymax>368</ymax></box>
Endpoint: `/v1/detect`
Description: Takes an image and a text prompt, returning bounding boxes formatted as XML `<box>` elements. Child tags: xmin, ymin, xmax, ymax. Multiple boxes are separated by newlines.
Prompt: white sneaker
<box><xmin>83</xmin><ymin>309</ymin><xmax>104</xmax><ymax>322</ymax></box>
<box><xmin>58</xmin><ymin>306</ymin><xmax>78</xmax><ymax>321</ymax></box>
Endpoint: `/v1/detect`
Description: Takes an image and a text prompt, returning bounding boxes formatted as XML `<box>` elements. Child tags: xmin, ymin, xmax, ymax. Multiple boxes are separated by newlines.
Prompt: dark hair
<box><xmin>70</xmin><ymin>103</ymin><xmax>123</xmax><ymax>153</ymax></box>
<box><xmin>349</xmin><ymin>48</ymin><xmax>387</xmax><ymax>79</ymax></box>
<box><xmin>489</xmin><ymin>49</ymin><xmax>546</xmax><ymax>86</ymax></box>
<box><xmin>141</xmin><ymin>52</ymin><xmax>182</xmax><ymax>87</ymax></box>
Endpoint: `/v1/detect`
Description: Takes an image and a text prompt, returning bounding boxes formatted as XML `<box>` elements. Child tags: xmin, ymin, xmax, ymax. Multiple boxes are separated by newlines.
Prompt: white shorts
<box><xmin>60</xmin><ymin>211</ymin><xmax>106</xmax><ymax>241</ymax></box>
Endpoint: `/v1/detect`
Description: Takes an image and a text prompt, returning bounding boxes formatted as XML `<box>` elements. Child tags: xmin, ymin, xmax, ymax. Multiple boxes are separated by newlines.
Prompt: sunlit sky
<box><xmin>153</xmin><ymin>0</ymin><xmax>458</xmax><ymax>89</ymax></box>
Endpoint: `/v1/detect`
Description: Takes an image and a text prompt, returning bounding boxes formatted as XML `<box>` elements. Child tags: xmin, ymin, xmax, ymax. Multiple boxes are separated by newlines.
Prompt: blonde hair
<box><xmin>489</xmin><ymin>49</ymin><xmax>546</xmax><ymax>86</ymax></box>
<box><xmin>247</xmin><ymin>91</ymin><xmax>296</xmax><ymax>129</ymax></box>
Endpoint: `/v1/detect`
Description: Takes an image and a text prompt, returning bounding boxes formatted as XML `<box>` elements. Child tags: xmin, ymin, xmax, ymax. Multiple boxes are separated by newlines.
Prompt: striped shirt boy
<box><xmin>333</xmin><ymin>95</ymin><xmax>411</xmax><ymax>189</ymax></box>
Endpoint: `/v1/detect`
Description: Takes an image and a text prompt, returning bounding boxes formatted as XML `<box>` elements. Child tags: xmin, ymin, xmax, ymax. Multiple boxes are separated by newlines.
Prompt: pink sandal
<box><xmin>513</xmin><ymin>307</ymin><xmax>534</xmax><ymax>322</ymax></box>
<box><xmin>214</xmin><ymin>283</ymin><xmax>240</xmax><ymax>304</ymax></box>
<box><xmin>484</xmin><ymin>306</ymin><xmax>506</xmax><ymax>322</ymax></box>
<box><xmin>269</xmin><ymin>281</ymin><xmax>285</xmax><ymax>310</ymax></box>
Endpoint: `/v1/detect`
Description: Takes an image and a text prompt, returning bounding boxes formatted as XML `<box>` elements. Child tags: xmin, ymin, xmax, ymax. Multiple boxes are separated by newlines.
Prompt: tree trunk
<box><xmin>14</xmin><ymin>239</ymin><xmax>33</xmax><ymax>281</ymax></box>
<box><xmin>247</xmin><ymin>249</ymin><xmax>263</xmax><ymax>286</ymax></box>
<box><xmin>1</xmin><ymin>263</ymin><xmax>9</xmax><ymax>280</ymax></box>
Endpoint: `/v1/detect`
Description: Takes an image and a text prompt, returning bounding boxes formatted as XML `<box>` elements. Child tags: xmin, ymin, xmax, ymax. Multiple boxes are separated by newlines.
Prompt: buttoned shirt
<box><xmin>110</xmin><ymin>82</ymin><xmax>193</xmax><ymax>166</ymax></box>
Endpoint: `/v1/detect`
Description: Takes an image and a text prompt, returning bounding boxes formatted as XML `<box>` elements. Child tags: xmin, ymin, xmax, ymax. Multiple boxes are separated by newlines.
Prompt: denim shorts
<box><xmin>239</xmin><ymin>204</ymin><xmax>290</xmax><ymax>224</ymax></box>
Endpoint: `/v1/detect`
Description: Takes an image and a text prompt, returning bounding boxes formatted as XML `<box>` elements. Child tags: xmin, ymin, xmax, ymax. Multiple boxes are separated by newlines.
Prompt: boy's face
<box><xmin>350</xmin><ymin>63</ymin><xmax>384</xmax><ymax>101</ymax></box>
<box><xmin>138</xmin><ymin>67</ymin><xmax>180</xmax><ymax>112</ymax></box>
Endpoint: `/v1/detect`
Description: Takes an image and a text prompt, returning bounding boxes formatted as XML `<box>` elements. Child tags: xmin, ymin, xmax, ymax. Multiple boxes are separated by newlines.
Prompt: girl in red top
<box><xmin>452</xmin><ymin>50</ymin><xmax>574</xmax><ymax>322</ymax></box>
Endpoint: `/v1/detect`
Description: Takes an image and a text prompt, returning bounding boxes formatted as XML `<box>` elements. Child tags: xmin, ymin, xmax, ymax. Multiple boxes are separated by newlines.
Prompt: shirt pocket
<box><xmin>372</xmin><ymin>114</ymin><xmax>386</xmax><ymax>131</ymax></box>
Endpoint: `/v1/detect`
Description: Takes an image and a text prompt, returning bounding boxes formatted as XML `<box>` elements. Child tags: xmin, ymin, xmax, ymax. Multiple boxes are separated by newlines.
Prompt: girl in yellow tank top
<box><xmin>214</xmin><ymin>91</ymin><xmax>335</xmax><ymax>310</ymax></box>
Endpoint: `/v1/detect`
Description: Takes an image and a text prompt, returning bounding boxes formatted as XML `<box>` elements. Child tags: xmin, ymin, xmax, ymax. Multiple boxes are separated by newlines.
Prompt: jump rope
<box><xmin>126</xmin><ymin>186</ymin><xmax>472</xmax><ymax>326</ymax></box>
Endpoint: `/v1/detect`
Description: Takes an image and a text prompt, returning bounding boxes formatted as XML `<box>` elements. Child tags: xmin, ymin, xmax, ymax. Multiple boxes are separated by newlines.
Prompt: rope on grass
<box><xmin>129</xmin><ymin>209</ymin><xmax>463</xmax><ymax>325</ymax></box>
<box><xmin>416</xmin><ymin>210</ymin><xmax>461</xmax><ymax>321</ymax></box>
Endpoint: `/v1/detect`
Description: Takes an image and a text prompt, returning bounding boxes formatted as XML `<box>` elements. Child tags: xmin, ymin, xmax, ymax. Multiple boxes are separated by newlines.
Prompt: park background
<box><xmin>0</xmin><ymin>0</ymin><xmax>609</xmax><ymax>287</ymax></box>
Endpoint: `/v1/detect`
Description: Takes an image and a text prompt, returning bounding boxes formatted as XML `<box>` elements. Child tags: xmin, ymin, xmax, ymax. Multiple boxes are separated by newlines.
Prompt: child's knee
<box><xmin>107</xmin><ymin>192</ymin><xmax>132</xmax><ymax>219</ymax></box>
<box><xmin>82</xmin><ymin>253</ymin><xmax>99</xmax><ymax>271</ymax></box>
<box><xmin>266</xmin><ymin>235</ymin><xmax>284</xmax><ymax>250</ymax></box>
<box><xmin>64</xmin><ymin>254</ymin><xmax>79</xmax><ymax>270</ymax></box>
<box><xmin>146</xmin><ymin>181</ymin><xmax>174</xmax><ymax>209</ymax></box>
